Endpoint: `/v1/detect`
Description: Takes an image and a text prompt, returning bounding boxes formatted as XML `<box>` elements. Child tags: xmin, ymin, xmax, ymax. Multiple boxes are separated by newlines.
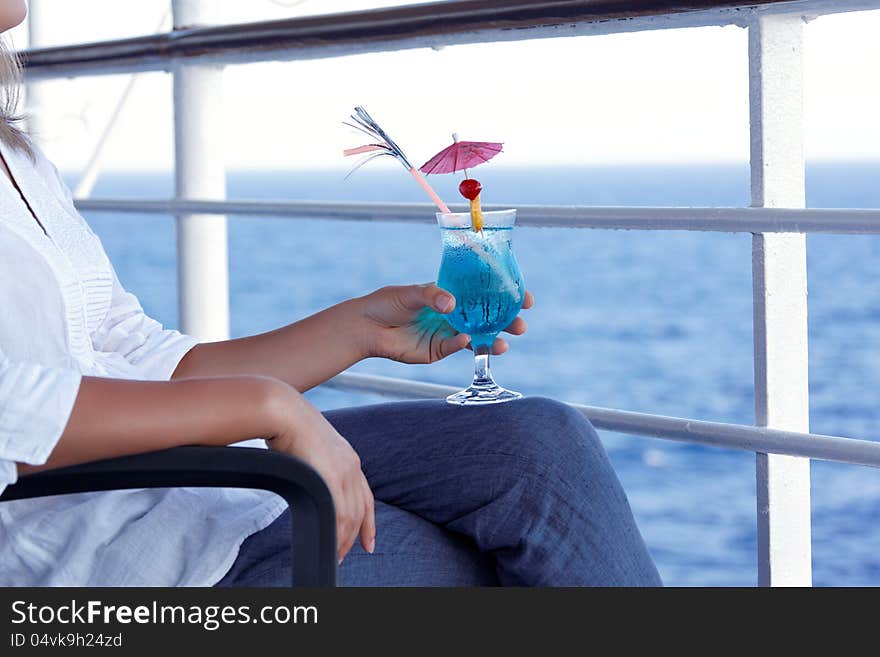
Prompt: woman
<box><xmin>0</xmin><ymin>1</ymin><xmax>660</xmax><ymax>587</ymax></box>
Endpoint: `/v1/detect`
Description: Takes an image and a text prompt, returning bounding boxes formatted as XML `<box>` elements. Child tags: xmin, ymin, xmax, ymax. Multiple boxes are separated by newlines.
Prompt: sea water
<box><xmin>436</xmin><ymin>227</ymin><xmax>525</xmax><ymax>350</ymax></box>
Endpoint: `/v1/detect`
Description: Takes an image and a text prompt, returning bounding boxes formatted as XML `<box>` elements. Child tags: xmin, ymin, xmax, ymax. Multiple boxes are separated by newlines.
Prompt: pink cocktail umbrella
<box><xmin>419</xmin><ymin>135</ymin><xmax>503</xmax><ymax>233</ymax></box>
<box><xmin>419</xmin><ymin>135</ymin><xmax>503</xmax><ymax>175</ymax></box>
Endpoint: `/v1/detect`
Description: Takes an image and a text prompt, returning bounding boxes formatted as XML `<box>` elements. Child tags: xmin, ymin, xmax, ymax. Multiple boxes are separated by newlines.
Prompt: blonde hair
<box><xmin>0</xmin><ymin>35</ymin><xmax>32</xmax><ymax>160</ymax></box>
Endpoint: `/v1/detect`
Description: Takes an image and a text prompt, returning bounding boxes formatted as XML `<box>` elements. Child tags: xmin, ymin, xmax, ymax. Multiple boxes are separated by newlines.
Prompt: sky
<box><xmin>8</xmin><ymin>0</ymin><xmax>880</xmax><ymax>173</ymax></box>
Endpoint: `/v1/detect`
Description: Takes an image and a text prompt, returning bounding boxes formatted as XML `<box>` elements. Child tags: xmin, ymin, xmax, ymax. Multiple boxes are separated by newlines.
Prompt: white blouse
<box><xmin>0</xmin><ymin>139</ymin><xmax>285</xmax><ymax>586</ymax></box>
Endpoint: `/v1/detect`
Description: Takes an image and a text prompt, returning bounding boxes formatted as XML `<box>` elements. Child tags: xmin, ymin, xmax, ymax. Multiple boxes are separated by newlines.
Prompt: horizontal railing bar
<box><xmin>74</xmin><ymin>198</ymin><xmax>880</xmax><ymax>234</ymax></box>
<box><xmin>21</xmin><ymin>1</ymin><xmax>880</xmax><ymax>80</ymax></box>
<box><xmin>324</xmin><ymin>372</ymin><xmax>880</xmax><ymax>468</ymax></box>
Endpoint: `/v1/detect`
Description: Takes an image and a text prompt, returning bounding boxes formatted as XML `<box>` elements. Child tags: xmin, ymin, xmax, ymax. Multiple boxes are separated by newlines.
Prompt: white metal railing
<box><xmin>171</xmin><ymin>0</ymin><xmax>229</xmax><ymax>341</ymax></box>
<box><xmin>23</xmin><ymin>0</ymin><xmax>880</xmax><ymax>586</ymax></box>
<box><xmin>748</xmin><ymin>13</ymin><xmax>812</xmax><ymax>585</ymax></box>
<box><xmin>326</xmin><ymin>373</ymin><xmax>880</xmax><ymax>468</ymax></box>
<box><xmin>74</xmin><ymin>199</ymin><xmax>880</xmax><ymax>234</ymax></box>
<box><xmin>19</xmin><ymin>0</ymin><xmax>880</xmax><ymax>79</ymax></box>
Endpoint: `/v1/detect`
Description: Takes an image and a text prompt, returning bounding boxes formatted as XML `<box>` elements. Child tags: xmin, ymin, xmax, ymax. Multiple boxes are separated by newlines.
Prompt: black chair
<box><xmin>0</xmin><ymin>446</ymin><xmax>336</xmax><ymax>586</ymax></box>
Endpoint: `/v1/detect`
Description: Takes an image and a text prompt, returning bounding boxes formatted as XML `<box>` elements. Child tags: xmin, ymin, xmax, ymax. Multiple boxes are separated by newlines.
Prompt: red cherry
<box><xmin>459</xmin><ymin>178</ymin><xmax>482</xmax><ymax>201</ymax></box>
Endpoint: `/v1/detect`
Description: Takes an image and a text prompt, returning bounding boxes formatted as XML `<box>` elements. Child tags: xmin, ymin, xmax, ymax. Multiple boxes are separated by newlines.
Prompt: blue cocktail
<box><xmin>437</xmin><ymin>209</ymin><xmax>525</xmax><ymax>405</ymax></box>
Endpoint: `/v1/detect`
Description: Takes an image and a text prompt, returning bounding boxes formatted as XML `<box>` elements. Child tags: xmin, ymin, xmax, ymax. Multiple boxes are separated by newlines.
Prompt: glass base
<box><xmin>446</xmin><ymin>383</ymin><xmax>523</xmax><ymax>406</ymax></box>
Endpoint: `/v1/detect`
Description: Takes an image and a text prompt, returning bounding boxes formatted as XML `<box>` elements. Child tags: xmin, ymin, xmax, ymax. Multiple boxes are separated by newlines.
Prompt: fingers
<box><xmin>503</xmin><ymin>316</ymin><xmax>528</xmax><ymax>336</ymax></box>
<box><xmin>336</xmin><ymin>454</ymin><xmax>365</xmax><ymax>563</ymax></box>
<box><xmin>336</xmin><ymin>479</ymin><xmax>358</xmax><ymax>564</ymax></box>
<box><xmin>499</xmin><ymin>292</ymin><xmax>532</xmax><ymax>336</ymax></box>
<box><xmin>337</xmin><ymin>454</ymin><xmax>377</xmax><ymax>564</ymax></box>
<box><xmin>492</xmin><ymin>337</ymin><xmax>509</xmax><ymax>355</ymax></box>
<box><xmin>425</xmin><ymin>284</ymin><xmax>455</xmax><ymax>313</ymax></box>
<box><xmin>438</xmin><ymin>333</ymin><xmax>470</xmax><ymax>360</ymax></box>
<box><xmin>397</xmin><ymin>283</ymin><xmax>455</xmax><ymax>313</ymax></box>
<box><xmin>462</xmin><ymin>337</ymin><xmax>508</xmax><ymax>354</ymax></box>
<box><xmin>359</xmin><ymin>475</ymin><xmax>376</xmax><ymax>554</ymax></box>
<box><xmin>395</xmin><ymin>284</ymin><xmax>528</xmax><ymax>316</ymax></box>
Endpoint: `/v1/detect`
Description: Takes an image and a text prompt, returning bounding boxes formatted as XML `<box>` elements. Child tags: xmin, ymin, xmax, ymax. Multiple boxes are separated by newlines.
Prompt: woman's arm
<box><xmin>172</xmin><ymin>297</ymin><xmax>369</xmax><ymax>393</ymax></box>
<box><xmin>17</xmin><ymin>374</ymin><xmax>286</xmax><ymax>474</ymax></box>
<box><xmin>17</xmin><ymin>375</ymin><xmax>376</xmax><ymax>560</ymax></box>
<box><xmin>173</xmin><ymin>284</ymin><xmax>532</xmax><ymax>391</ymax></box>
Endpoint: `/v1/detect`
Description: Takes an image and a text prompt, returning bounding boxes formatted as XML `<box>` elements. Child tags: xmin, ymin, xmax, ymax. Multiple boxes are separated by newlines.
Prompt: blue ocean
<box><xmin>75</xmin><ymin>163</ymin><xmax>880</xmax><ymax>587</ymax></box>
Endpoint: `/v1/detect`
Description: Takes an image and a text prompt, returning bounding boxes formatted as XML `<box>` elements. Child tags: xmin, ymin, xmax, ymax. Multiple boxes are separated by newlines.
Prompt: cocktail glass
<box><xmin>436</xmin><ymin>209</ymin><xmax>525</xmax><ymax>405</ymax></box>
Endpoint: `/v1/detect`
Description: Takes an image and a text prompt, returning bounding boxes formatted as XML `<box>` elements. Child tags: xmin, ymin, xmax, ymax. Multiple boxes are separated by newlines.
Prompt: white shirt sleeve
<box><xmin>0</xmin><ymin>349</ymin><xmax>82</xmax><ymax>494</ymax></box>
<box><xmin>90</xmin><ymin>266</ymin><xmax>200</xmax><ymax>381</ymax></box>
<box><xmin>33</xmin><ymin>141</ymin><xmax>200</xmax><ymax>382</ymax></box>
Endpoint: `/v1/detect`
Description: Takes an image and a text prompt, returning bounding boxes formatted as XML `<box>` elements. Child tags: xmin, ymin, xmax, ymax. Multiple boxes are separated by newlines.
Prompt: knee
<box><xmin>497</xmin><ymin>397</ymin><xmax>609</xmax><ymax>481</ymax></box>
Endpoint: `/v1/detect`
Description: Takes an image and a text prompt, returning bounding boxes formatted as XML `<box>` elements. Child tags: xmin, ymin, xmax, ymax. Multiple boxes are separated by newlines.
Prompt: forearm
<box><xmin>172</xmin><ymin>298</ymin><xmax>368</xmax><ymax>392</ymax></box>
<box><xmin>18</xmin><ymin>374</ymin><xmax>285</xmax><ymax>475</ymax></box>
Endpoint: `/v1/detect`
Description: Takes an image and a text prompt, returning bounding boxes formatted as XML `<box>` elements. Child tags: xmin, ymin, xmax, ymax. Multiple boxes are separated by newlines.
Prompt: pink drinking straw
<box><xmin>409</xmin><ymin>167</ymin><xmax>451</xmax><ymax>214</ymax></box>
<box><xmin>343</xmin><ymin>145</ymin><xmax>383</xmax><ymax>156</ymax></box>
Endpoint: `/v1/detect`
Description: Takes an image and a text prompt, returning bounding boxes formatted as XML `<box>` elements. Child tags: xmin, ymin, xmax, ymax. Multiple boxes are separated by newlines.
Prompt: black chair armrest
<box><xmin>0</xmin><ymin>446</ymin><xmax>336</xmax><ymax>586</ymax></box>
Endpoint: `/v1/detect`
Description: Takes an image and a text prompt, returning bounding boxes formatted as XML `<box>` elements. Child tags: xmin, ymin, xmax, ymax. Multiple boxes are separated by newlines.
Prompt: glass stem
<box><xmin>473</xmin><ymin>344</ymin><xmax>495</xmax><ymax>386</ymax></box>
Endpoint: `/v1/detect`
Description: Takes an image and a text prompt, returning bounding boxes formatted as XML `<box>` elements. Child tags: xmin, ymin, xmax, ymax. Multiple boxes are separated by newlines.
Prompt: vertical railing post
<box><xmin>749</xmin><ymin>13</ymin><xmax>812</xmax><ymax>587</ymax></box>
<box><xmin>171</xmin><ymin>0</ymin><xmax>229</xmax><ymax>341</ymax></box>
<box><xmin>24</xmin><ymin>0</ymin><xmax>50</xmax><ymax>145</ymax></box>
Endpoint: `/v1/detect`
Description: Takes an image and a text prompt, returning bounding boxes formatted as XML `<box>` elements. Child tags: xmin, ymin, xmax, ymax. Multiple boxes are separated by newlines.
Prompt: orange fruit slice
<box><xmin>469</xmin><ymin>194</ymin><xmax>484</xmax><ymax>232</ymax></box>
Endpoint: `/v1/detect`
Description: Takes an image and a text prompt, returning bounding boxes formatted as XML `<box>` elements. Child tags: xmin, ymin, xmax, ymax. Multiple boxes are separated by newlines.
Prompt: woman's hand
<box><xmin>263</xmin><ymin>381</ymin><xmax>375</xmax><ymax>564</ymax></box>
<box><xmin>357</xmin><ymin>283</ymin><xmax>533</xmax><ymax>364</ymax></box>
